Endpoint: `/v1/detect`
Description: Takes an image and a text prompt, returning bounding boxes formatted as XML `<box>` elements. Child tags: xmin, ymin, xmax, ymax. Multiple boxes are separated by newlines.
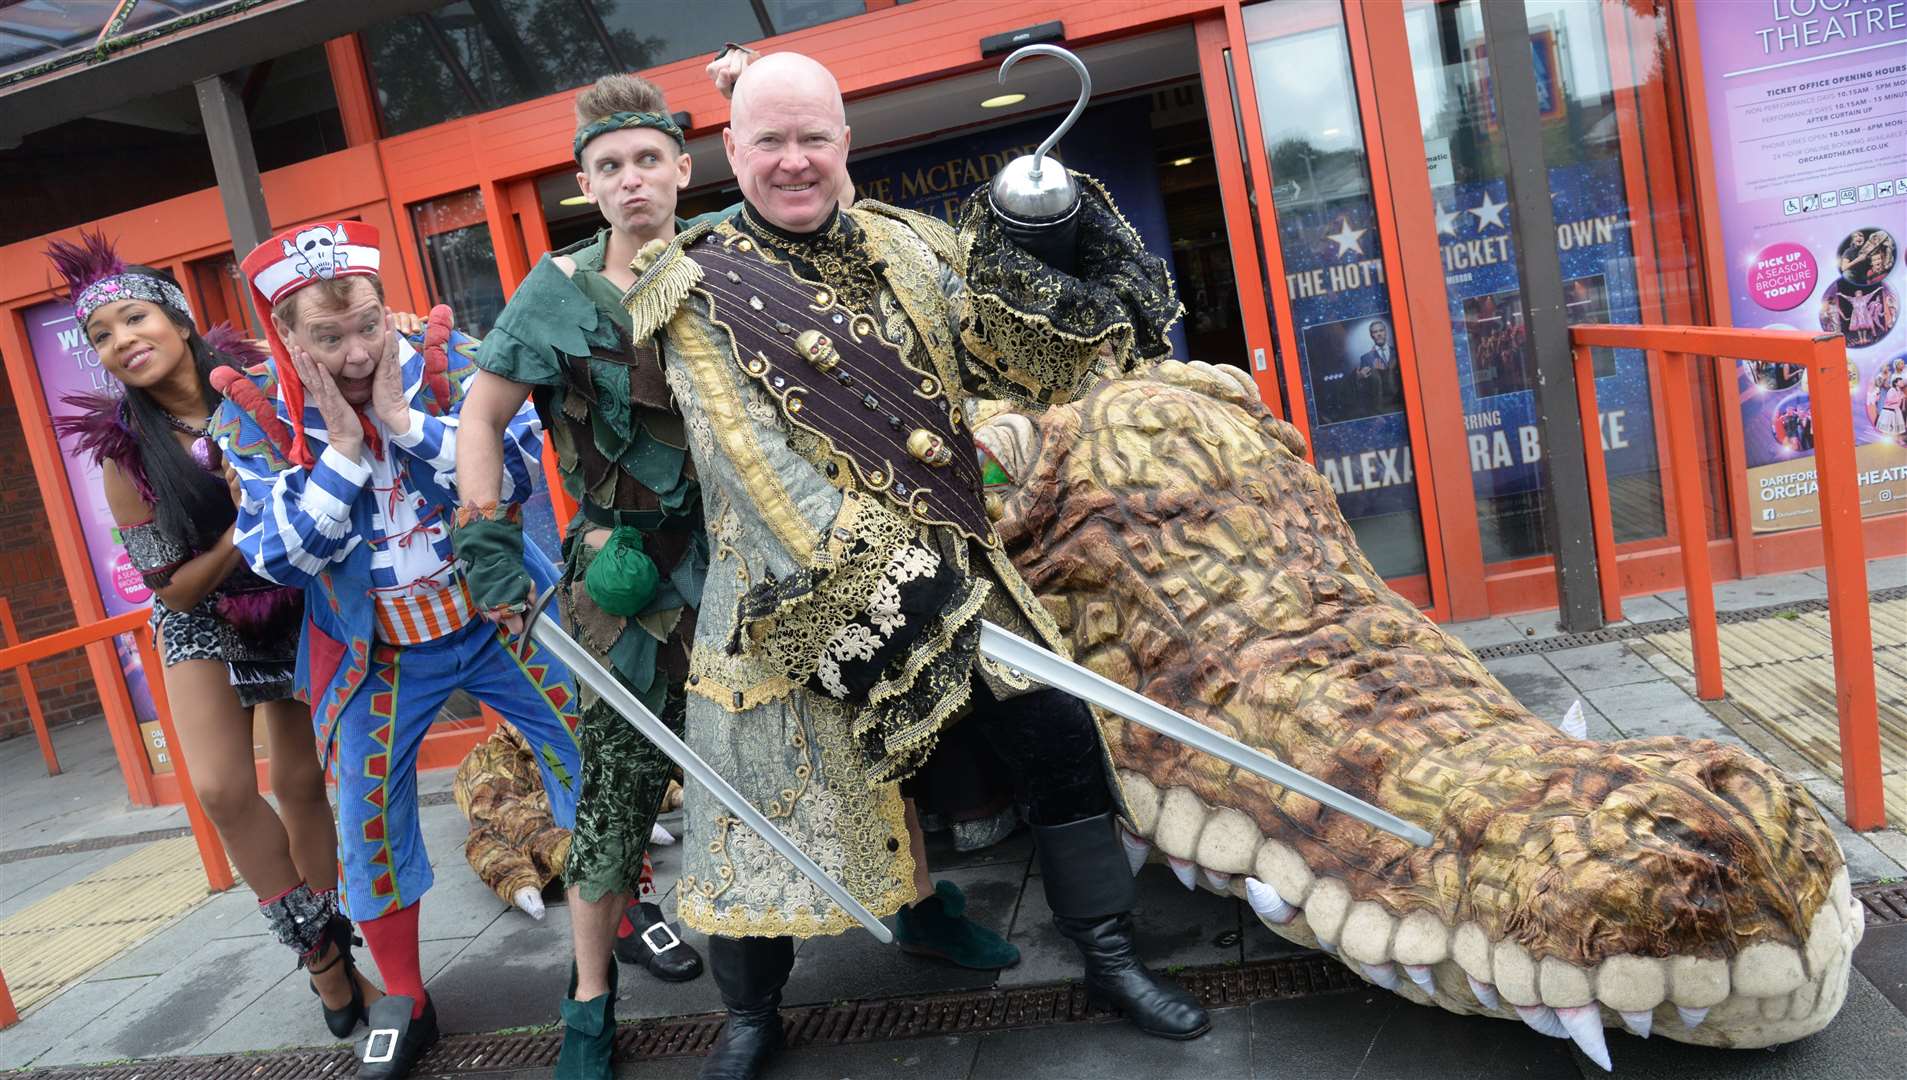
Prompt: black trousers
<box><xmin>956</xmin><ymin>679</ymin><xmax>1111</xmax><ymax>828</ymax></box>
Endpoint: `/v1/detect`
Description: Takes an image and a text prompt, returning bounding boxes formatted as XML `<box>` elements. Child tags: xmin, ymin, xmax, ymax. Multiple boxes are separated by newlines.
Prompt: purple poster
<box><xmin>23</xmin><ymin>298</ymin><xmax>159</xmax><ymax>727</ymax></box>
<box><xmin>1694</xmin><ymin>0</ymin><xmax>1907</xmax><ymax>532</ymax></box>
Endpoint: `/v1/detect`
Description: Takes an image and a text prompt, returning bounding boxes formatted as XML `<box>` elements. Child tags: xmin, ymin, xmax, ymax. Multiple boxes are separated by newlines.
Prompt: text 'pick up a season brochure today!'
<box><xmin>1696</xmin><ymin>0</ymin><xmax>1907</xmax><ymax>531</ymax></box>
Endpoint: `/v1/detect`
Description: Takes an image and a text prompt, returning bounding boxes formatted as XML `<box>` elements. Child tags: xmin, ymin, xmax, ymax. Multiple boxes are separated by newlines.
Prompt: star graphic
<box><xmin>1435</xmin><ymin>203</ymin><xmax>1460</xmax><ymax>237</ymax></box>
<box><xmin>1326</xmin><ymin>218</ymin><xmax>1368</xmax><ymax>259</ymax></box>
<box><xmin>1470</xmin><ymin>192</ymin><xmax>1508</xmax><ymax>231</ymax></box>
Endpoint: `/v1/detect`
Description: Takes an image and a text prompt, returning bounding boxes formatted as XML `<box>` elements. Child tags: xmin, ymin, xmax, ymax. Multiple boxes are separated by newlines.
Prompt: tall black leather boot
<box><xmin>699</xmin><ymin>935</ymin><xmax>794</xmax><ymax>1080</ymax></box>
<box><xmin>1038</xmin><ymin>813</ymin><xmax>1212</xmax><ymax>1040</ymax></box>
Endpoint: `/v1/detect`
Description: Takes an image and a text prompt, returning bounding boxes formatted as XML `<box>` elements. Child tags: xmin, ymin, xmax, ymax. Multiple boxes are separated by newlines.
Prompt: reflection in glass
<box><xmin>1244</xmin><ymin>0</ymin><xmax>1428</xmax><ymax>580</ymax></box>
<box><xmin>363</xmin><ymin>1</ymin><xmax>870</xmax><ymax>137</ymax></box>
<box><xmin>412</xmin><ymin>190</ymin><xmax>506</xmax><ymax>338</ymax></box>
<box><xmin>1404</xmin><ymin>0</ymin><xmax>1682</xmax><ymax>561</ymax></box>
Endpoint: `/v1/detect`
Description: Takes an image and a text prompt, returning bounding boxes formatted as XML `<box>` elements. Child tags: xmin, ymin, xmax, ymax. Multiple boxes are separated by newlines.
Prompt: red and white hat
<box><xmin>240</xmin><ymin>221</ymin><xmax>383</xmax><ymax>467</ymax></box>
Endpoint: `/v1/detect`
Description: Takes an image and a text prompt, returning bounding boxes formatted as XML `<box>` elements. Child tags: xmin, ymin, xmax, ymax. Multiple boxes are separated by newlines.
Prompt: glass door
<box><xmin>1240</xmin><ymin>0</ymin><xmax>1436</xmax><ymax>584</ymax></box>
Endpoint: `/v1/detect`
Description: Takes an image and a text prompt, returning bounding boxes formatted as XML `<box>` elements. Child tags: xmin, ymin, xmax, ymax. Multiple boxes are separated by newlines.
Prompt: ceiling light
<box><xmin>980</xmin><ymin>93</ymin><xmax>1026</xmax><ymax>109</ymax></box>
<box><xmin>1321</xmin><ymin>127</ymin><xmax>1342</xmax><ymax>136</ymax></box>
<box><xmin>1171</xmin><ymin>156</ymin><xmax>1196</xmax><ymax>167</ymax></box>
<box><xmin>559</xmin><ymin>195</ymin><xmax>591</xmax><ymax>206</ymax></box>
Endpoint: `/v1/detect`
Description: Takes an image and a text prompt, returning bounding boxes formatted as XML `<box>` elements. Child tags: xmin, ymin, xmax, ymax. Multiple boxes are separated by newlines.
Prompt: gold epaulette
<box><xmin>621</xmin><ymin>218</ymin><xmax>716</xmax><ymax>341</ymax></box>
<box><xmin>850</xmin><ymin>200</ymin><xmax>959</xmax><ymax>268</ymax></box>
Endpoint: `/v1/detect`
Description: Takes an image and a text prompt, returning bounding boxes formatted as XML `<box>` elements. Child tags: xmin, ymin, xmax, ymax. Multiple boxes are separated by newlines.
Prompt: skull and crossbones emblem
<box><xmin>283</xmin><ymin>225</ymin><xmax>351</xmax><ymax>280</ymax></box>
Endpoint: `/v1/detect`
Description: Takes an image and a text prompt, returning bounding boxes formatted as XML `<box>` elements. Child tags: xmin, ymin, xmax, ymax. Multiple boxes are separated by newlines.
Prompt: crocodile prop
<box><xmin>972</xmin><ymin>360</ymin><xmax>1860</xmax><ymax>1066</ymax></box>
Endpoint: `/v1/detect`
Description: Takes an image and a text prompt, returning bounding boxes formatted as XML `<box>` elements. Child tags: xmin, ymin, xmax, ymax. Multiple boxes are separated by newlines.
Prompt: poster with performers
<box><xmin>22</xmin><ymin>297</ymin><xmax>162</xmax><ymax>745</ymax></box>
<box><xmin>1279</xmin><ymin>156</ymin><xmax>1656</xmax><ymax>535</ymax></box>
<box><xmin>1693</xmin><ymin>0</ymin><xmax>1907</xmax><ymax>532</ymax></box>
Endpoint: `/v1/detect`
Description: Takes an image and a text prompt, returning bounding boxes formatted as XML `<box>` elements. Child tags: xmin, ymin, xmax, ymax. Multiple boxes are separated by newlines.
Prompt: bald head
<box><xmin>730</xmin><ymin>52</ymin><xmax>844</xmax><ymax>132</ymax></box>
<box><xmin>724</xmin><ymin>52</ymin><xmax>852</xmax><ymax>233</ymax></box>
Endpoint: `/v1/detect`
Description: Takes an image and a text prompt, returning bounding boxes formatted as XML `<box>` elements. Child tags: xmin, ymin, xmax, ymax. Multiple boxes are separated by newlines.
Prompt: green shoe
<box><xmin>555</xmin><ymin>959</ymin><xmax>619</xmax><ymax>1080</ymax></box>
<box><xmin>895</xmin><ymin>880</ymin><xmax>1021</xmax><ymax>970</ymax></box>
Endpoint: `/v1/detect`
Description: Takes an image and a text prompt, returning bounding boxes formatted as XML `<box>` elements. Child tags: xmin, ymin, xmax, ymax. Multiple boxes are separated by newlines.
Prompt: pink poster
<box><xmin>22</xmin><ymin>298</ymin><xmax>159</xmax><ymax>725</ymax></box>
<box><xmin>1693</xmin><ymin>0</ymin><xmax>1907</xmax><ymax>532</ymax></box>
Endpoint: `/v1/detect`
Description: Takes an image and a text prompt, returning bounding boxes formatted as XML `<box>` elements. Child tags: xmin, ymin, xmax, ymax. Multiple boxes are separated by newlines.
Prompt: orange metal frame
<box><xmin>1571</xmin><ymin>323</ymin><xmax>1882</xmax><ymax>830</ymax></box>
<box><xmin>0</xmin><ymin>597</ymin><xmax>58</xmax><ymax>776</ymax></box>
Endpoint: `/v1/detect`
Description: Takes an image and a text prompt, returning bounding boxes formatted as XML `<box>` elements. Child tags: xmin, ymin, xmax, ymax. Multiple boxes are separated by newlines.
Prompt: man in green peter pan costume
<box><xmin>451</xmin><ymin>70</ymin><xmax>1014</xmax><ymax>1080</ymax></box>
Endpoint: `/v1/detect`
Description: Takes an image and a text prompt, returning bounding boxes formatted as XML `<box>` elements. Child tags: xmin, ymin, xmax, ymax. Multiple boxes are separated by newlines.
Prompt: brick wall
<box><xmin>0</xmin><ymin>400</ymin><xmax>101</xmax><ymax>742</ymax></box>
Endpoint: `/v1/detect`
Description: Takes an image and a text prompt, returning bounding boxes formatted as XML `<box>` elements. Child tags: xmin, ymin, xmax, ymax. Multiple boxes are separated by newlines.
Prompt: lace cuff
<box><xmin>121</xmin><ymin>521</ymin><xmax>189</xmax><ymax>590</ymax></box>
<box><xmin>732</xmin><ymin>492</ymin><xmax>964</xmax><ymax>704</ymax></box>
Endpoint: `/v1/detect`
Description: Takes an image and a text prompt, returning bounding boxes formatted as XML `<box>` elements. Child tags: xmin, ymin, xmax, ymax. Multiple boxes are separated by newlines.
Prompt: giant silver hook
<box><xmin>998</xmin><ymin>44</ymin><xmax>1092</xmax><ymax>182</ymax></box>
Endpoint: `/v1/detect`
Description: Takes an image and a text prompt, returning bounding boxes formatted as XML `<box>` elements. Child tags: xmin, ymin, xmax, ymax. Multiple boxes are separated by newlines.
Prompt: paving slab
<box><xmin>0</xmin><ymin>974</ymin><xmax>153</xmax><ymax>1070</ymax></box>
<box><xmin>1549</xmin><ymin>641</ymin><xmax>1666</xmax><ymax>693</ymax></box>
<box><xmin>1480</xmin><ymin>654</ymin><xmax>1577</xmax><ymax>721</ymax></box>
<box><xmin>1587</xmin><ymin>968</ymin><xmax>1907</xmax><ymax>1080</ymax></box>
<box><xmin>971</xmin><ymin>1001</ymin><xmax>1253</xmax><ymax>1080</ymax></box>
<box><xmin>1582</xmin><ymin>680</ymin><xmax>1755</xmax><ymax>754</ymax></box>
<box><xmin>1799</xmin><ymin>784</ymin><xmax>1907</xmax><ymax>881</ymax></box>
<box><xmin>0</xmin><ymin>847</ymin><xmax>123</xmax><ymax>916</ymax></box>
<box><xmin>34</xmin><ymin>930</ymin><xmax>307</xmax><ymax>1065</ymax></box>
<box><xmin>1653</xmin><ymin>571</ymin><xmax>1826</xmax><ymax>615</ymax></box>
<box><xmin>1852</xmin><ymin>922</ymin><xmax>1907</xmax><ymax>1016</ymax></box>
<box><xmin>86</xmin><ymin>886</ymin><xmax>266</xmax><ymax>981</ymax></box>
<box><xmin>1449</xmin><ymin>616</ymin><xmax>1531</xmax><ymax>650</ymax></box>
<box><xmin>919</xmin><ymin>822</ymin><xmax>1035</xmax><ymax>873</ymax></box>
<box><xmin>425</xmin><ymin>894</ymin><xmax>576</xmax><ymax>1035</ymax></box>
<box><xmin>1248</xmin><ymin>988</ymin><xmax>1579</xmax><ymax>1079</ymax></box>
<box><xmin>620</xmin><ymin>1030</ymin><xmax>984</xmax><ymax>1080</ymax></box>
<box><xmin>999</xmin><ymin>863</ymin><xmax>1241</xmax><ymax>989</ymax></box>
<box><xmin>1864</xmin><ymin>827</ymin><xmax>1907</xmax><ymax>870</ymax></box>
<box><xmin>781</xmin><ymin>862</ymin><xmax>1021</xmax><ymax>1007</ymax></box>
<box><xmin>1612</xmin><ymin>593</ymin><xmax>1683</xmax><ymax>625</ymax></box>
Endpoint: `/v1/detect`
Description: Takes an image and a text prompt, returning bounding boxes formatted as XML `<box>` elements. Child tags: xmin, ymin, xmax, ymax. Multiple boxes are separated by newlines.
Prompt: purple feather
<box><xmin>203</xmin><ymin>322</ymin><xmax>268</xmax><ymax>368</ymax></box>
<box><xmin>50</xmin><ymin>391</ymin><xmax>155</xmax><ymax>504</ymax></box>
<box><xmin>44</xmin><ymin>229</ymin><xmax>125</xmax><ymax>302</ymax></box>
<box><xmin>214</xmin><ymin>586</ymin><xmax>304</xmax><ymax>639</ymax></box>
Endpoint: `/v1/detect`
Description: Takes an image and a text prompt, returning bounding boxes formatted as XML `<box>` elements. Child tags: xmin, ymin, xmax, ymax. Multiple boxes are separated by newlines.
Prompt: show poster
<box><xmin>23</xmin><ymin>298</ymin><xmax>160</xmax><ymax>733</ymax></box>
<box><xmin>1694</xmin><ymin>0</ymin><xmax>1907</xmax><ymax>532</ymax></box>
<box><xmin>853</xmin><ymin>97</ymin><xmax>1190</xmax><ymax>361</ymax></box>
<box><xmin>1280</xmin><ymin>157</ymin><xmax>1656</xmax><ymax>530</ymax></box>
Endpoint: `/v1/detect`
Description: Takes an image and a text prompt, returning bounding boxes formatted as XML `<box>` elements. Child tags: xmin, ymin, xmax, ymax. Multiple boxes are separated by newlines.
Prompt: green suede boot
<box><xmin>555</xmin><ymin>957</ymin><xmax>619</xmax><ymax>1080</ymax></box>
<box><xmin>895</xmin><ymin>880</ymin><xmax>1021</xmax><ymax>970</ymax></box>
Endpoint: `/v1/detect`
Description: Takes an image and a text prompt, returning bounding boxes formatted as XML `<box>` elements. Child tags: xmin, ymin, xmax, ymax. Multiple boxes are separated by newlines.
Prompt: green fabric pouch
<box><xmin>583</xmin><ymin>525</ymin><xmax>659</xmax><ymax>617</ymax></box>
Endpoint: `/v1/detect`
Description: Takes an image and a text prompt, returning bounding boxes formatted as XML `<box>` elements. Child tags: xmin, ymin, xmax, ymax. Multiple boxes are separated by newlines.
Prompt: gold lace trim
<box><xmin>676</xmin><ymin>694</ymin><xmax>916</xmax><ymax>939</ymax></box>
<box><xmin>856</xmin><ymin>580</ymin><xmax>989</xmax><ymax>785</ymax></box>
<box><xmin>666</xmin><ymin>295</ymin><xmax>817</xmax><ymax>562</ymax></box>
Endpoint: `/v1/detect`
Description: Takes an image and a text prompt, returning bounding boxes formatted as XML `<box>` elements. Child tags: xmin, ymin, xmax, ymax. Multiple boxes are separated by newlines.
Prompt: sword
<box><xmin>978</xmin><ymin>621</ymin><xmax>1436</xmax><ymax>847</ymax></box>
<box><xmin>518</xmin><ymin>588</ymin><xmax>895</xmax><ymax>943</ymax></box>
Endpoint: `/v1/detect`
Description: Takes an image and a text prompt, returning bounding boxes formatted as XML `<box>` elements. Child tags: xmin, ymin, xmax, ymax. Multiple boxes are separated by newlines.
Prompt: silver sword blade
<box><xmin>527</xmin><ymin>613</ymin><xmax>896</xmax><ymax>943</ymax></box>
<box><xmin>977</xmin><ymin>621</ymin><xmax>1435</xmax><ymax>847</ymax></box>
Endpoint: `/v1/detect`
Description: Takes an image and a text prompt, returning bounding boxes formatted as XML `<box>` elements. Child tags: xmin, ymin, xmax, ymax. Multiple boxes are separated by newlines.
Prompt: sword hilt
<box><xmin>515</xmin><ymin>585</ymin><xmax>560</xmax><ymax>661</ymax></box>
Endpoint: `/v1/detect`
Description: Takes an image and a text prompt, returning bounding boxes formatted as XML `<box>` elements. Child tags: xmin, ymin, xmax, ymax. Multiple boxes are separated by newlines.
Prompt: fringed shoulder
<box><xmin>624</xmin><ymin>221</ymin><xmax>712</xmax><ymax>342</ymax></box>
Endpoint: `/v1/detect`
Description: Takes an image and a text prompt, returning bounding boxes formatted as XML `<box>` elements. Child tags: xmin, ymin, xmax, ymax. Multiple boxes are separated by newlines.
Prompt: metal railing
<box><xmin>1569</xmin><ymin>324</ymin><xmax>1881</xmax><ymax>830</ymax></box>
<box><xmin>0</xmin><ymin>610</ymin><xmax>235</xmax><ymax>1028</ymax></box>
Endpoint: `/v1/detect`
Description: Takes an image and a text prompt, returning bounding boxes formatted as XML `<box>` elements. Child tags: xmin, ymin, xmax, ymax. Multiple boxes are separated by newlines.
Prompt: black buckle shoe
<box><xmin>615</xmin><ymin>900</ymin><xmax>704</xmax><ymax>982</ymax></box>
<box><xmin>357</xmin><ymin>994</ymin><xmax>439</xmax><ymax>1080</ymax></box>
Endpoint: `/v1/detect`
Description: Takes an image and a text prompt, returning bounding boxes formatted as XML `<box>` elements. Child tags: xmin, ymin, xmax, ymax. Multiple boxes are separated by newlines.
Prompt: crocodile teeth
<box><xmin>1677</xmin><ymin>1005</ymin><xmax>1709</xmax><ymax>1029</ymax></box>
<box><xmin>1119</xmin><ymin>827</ymin><xmax>1150</xmax><ymax>876</ymax></box>
<box><xmin>1341</xmin><ymin>901</ymin><xmax>1397</xmax><ymax>966</ymax></box>
<box><xmin>1515</xmin><ymin>1004</ymin><xmax>1568</xmax><ymax>1039</ymax></box>
<box><xmin>1466</xmin><ymin>975</ymin><xmax>1500</xmax><ymax>1010</ymax></box>
<box><xmin>1404</xmin><ymin>964</ymin><xmax>1436</xmax><ymax>995</ymax></box>
<box><xmin>1539</xmin><ymin>957</ymin><xmax>1593</xmax><ymax>1008</ymax></box>
<box><xmin>1732</xmin><ymin>941</ymin><xmax>1805</xmax><ymax>998</ymax></box>
<box><xmin>1618</xmin><ymin>1009</ymin><xmax>1652</xmax><ymax>1039</ymax></box>
<box><xmin>1244</xmin><ymin>877</ymin><xmax>1298</xmax><ymax>925</ymax></box>
<box><xmin>1361</xmin><ymin>962</ymin><xmax>1402</xmax><ymax>991</ymax></box>
<box><xmin>1167</xmin><ymin>855</ymin><xmax>1198</xmax><ymax>890</ymax></box>
<box><xmin>1202</xmin><ymin>868</ymin><xmax>1233</xmax><ymax>893</ymax></box>
<box><xmin>1556</xmin><ymin>1004</ymin><xmax>1612</xmax><ymax>1071</ymax></box>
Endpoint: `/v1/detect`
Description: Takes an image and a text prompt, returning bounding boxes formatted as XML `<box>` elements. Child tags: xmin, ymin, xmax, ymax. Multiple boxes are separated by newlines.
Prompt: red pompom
<box><xmin>422</xmin><ymin>304</ymin><xmax>453</xmax><ymax>412</ymax></box>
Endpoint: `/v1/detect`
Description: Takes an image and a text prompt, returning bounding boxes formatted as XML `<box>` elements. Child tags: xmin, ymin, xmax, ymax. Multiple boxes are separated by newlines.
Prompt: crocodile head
<box><xmin>974</xmin><ymin>361</ymin><xmax>1856</xmax><ymax>1062</ymax></box>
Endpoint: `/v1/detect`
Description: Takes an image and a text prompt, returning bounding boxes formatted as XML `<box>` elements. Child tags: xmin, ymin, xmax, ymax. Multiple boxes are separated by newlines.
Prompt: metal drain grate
<box><xmin>1855</xmin><ymin>881</ymin><xmax>1907</xmax><ymax>926</ymax></box>
<box><xmin>1470</xmin><ymin>584</ymin><xmax>1907</xmax><ymax>659</ymax></box>
<box><xmin>17</xmin><ymin>952</ymin><xmax>1358</xmax><ymax>1079</ymax></box>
